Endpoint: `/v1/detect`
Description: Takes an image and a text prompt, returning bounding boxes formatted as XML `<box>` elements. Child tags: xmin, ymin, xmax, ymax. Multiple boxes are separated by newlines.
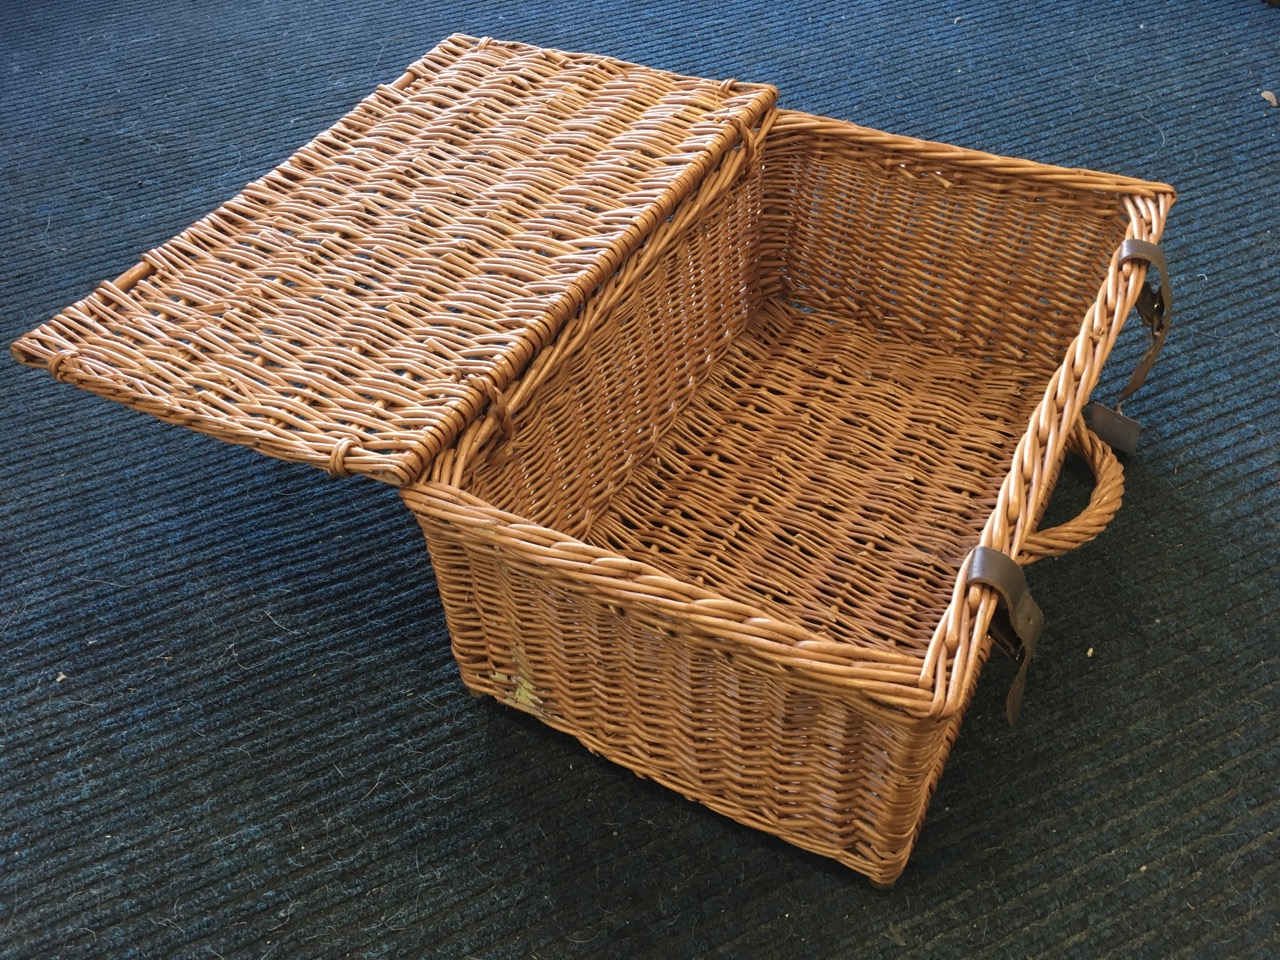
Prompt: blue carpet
<box><xmin>2</xmin><ymin>1</ymin><xmax>1277</xmax><ymax>957</ymax></box>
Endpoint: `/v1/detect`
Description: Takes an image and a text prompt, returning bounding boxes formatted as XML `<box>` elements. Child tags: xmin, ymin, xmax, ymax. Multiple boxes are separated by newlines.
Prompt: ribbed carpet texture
<box><xmin>2</xmin><ymin>1</ymin><xmax>1276</xmax><ymax>957</ymax></box>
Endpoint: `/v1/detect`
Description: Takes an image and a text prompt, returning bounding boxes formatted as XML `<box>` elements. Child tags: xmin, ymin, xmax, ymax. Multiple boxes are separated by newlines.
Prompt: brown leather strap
<box><xmin>1114</xmin><ymin>239</ymin><xmax>1172</xmax><ymax>409</ymax></box>
<box><xmin>967</xmin><ymin>546</ymin><xmax>1044</xmax><ymax>725</ymax></box>
<box><xmin>1087</xmin><ymin>240</ymin><xmax>1171</xmax><ymax>454</ymax></box>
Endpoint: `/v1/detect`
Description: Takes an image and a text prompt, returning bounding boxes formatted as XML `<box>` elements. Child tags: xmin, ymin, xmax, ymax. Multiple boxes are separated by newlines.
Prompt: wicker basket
<box><xmin>12</xmin><ymin>36</ymin><xmax>1174</xmax><ymax>886</ymax></box>
<box><xmin>400</xmin><ymin>111</ymin><xmax>1174</xmax><ymax>885</ymax></box>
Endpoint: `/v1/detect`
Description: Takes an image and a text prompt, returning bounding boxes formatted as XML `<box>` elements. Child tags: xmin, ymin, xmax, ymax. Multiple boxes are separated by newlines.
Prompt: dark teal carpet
<box><xmin>2</xmin><ymin>1</ymin><xmax>1277</xmax><ymax>957</ymax></box>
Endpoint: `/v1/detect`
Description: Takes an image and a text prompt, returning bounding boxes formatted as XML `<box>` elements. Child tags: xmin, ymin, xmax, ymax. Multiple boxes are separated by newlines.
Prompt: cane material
<box><xmin>403</xmin><ymin>111</ymin><xmax>1174</xmax><ymax>884</ymax></box>
<box><xmin>12</xmin><ymin>35</ymin><xmax>777</xmax><ymax>486</ymax></box>
<box><xmin>13</xmin><ymin>41</ymin><xmax>1174</xmax><ymax>885</ymax></box>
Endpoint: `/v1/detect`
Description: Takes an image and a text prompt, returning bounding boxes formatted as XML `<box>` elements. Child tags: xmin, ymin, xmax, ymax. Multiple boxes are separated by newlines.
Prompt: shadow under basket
<box><xmin>402</xmin><ymin>111</ymin><xmax>1173</xmax><ymax>885</ymax></box>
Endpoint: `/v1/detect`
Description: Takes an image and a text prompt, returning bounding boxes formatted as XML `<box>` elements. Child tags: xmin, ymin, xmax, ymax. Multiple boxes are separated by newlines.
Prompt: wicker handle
<box><xmin>1019</xmin><ymin>418</ymin><xmax>1124</xmax><ymax>565</ymax></box>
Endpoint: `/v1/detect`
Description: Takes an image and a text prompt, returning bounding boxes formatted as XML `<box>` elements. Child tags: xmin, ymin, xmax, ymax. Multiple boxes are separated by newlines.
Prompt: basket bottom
<box><xmin>586</xmin><ymin>297</ymin><xmax>1049</xmax><ymax>658</ymax></box>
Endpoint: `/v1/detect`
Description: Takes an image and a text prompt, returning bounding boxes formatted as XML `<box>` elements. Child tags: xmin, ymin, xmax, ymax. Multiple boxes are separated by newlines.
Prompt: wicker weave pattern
<box><xmin>403</xmin><ymin>486</ymin><xmax>972</xmax><ymax>880</ymax></box>
<box><xmin>12</xmin><ymin>35</ymin><xmax>1173</xmax><ymax>884</ymax></box>
<box><xmin>432</xmin><ymin>155</ymin><xmax>768</xmax><ymax>539</ymax></box>
<box><xmin>403</xmin><ymin>110</ymin><xmax>1173</xmax><ymax>884</ymax></box>
<box><xmin>11</xmin><ymin>35</ymin><xmax>776</xmax><ymax>485</ymax></box>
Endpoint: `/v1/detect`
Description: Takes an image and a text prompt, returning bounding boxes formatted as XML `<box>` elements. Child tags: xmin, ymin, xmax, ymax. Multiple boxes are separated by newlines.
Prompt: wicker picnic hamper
<box><xmin>12</xmin><ymin>35</ymin><xmax>1173</xmax><ymax>885</ymax></box>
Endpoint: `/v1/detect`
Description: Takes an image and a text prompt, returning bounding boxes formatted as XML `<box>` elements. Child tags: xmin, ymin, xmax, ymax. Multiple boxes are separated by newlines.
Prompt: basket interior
<box><xmin>584</xmin><ymin>298</ymin><xmax>1045</xmax><ymax>654</ymax></box>
<box><xmin>446</xmin><ymin>118</ymin><xmax>1135</xmax><ymax>661</ymax></box>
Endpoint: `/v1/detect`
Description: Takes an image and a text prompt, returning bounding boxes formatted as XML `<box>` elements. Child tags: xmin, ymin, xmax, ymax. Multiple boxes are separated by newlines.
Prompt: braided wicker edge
<box><xmin>921</xmin><ymin>201</ymin><xmax>1175</xmax><ymax>717</ymax></box>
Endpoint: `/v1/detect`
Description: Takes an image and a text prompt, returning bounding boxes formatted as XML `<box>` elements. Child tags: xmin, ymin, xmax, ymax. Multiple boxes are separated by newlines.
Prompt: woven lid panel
<box><xmin>13</xmin><ymin>35</ymin><xmax>776</xmax><ymax>485</ymax></box>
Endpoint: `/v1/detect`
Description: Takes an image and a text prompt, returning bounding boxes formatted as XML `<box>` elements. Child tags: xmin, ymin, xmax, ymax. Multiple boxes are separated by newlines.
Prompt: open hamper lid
<box><xmin>12</xmin><ymin>34</ymin><xmax>777</xmax><ymax>486</ymax></box>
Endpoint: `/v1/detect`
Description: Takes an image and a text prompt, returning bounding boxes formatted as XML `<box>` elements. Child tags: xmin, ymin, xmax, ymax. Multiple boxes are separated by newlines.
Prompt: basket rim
<box><xmin>768</xmin><ymin>108</ymin><xmax>1176</xmax><ymax>199</ymax></box>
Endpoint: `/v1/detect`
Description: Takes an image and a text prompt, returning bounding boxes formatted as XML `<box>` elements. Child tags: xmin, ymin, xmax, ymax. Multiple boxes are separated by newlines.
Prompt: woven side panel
<box><xmin>406</xmin><ymin>485</ymin><xmax>960</xmax><ymax>886</ymax></box>
<box><xmin>444</xmin><ymin>163</ymin><xmax>766</xmax><ymax>539</ymax></box>
<box><xmin>763</xmin><ymin>117</ymin><xmax>1133</xmax><ymax>370</ymax></box>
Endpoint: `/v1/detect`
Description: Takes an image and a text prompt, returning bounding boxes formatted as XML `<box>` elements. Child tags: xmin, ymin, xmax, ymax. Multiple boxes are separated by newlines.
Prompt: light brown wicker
<box><xmin>13</xmin><ymin>35</ymin><xmax>1174</xmax><ymax>886</ymax></box>
<box><xmin>12</xmin><ymin>35</ymin><xmax>777</xmax><ymax>486</ymax></box>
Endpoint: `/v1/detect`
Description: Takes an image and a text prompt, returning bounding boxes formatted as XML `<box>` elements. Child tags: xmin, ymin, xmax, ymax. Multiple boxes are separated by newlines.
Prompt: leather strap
<box><xmin>1087</xmin><ymin>239</ymin><xmax>1171</xmax><ymax>454</ymax></box>
<box><xmin>967</xmin><ymin>546</ymin><xmax>1044</xmax><ymax>725</ymax></box>
<box><xmin>1114</xmin><ymin>239</ymin><xmax>1172</xmax><ymax>409</ymax></box>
